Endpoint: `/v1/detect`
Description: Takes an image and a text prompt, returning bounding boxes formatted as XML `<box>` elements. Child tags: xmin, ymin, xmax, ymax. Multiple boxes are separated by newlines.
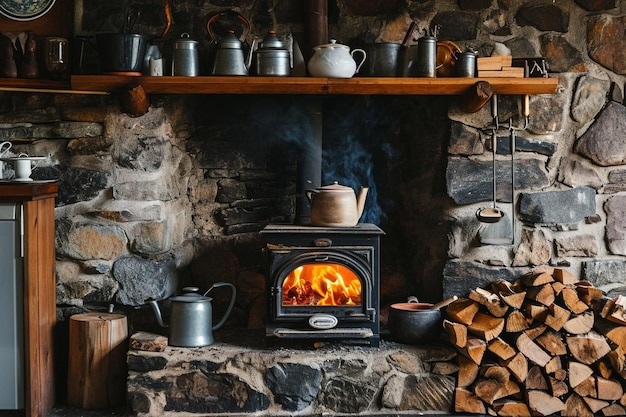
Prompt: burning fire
<box><xmin>283</xmin><ymin>263</ymin><xmax>362</xmax><ymax>306</ymax></box>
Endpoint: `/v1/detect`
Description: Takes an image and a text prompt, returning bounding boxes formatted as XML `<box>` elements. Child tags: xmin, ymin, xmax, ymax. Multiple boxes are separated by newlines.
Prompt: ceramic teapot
<box><xmin>307</xmin><ymin>40</ymin><xmax>366</xmax><ymax>78</ymax></box>
<box><xmin>146</xmin><ymin>283</ymin><xmax>236</xmax><ymax>347</ymax></box>
<box><xmin>306</xmin><ymin>182</ymin><xmax>368</xmax><ymax>227</ymax></box>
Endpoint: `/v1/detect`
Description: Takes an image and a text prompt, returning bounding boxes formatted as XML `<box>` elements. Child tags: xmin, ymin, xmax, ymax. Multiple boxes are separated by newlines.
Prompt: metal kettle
<box><xmin>146</xmin><ymin>283</ymin><xmax>236</xmax><ymax>347</ymax></box>
<box><xmin>253</xmin><ymin>30</ymin><xmax>291</xmax><ymax>76</ymax></box>
<box><xmin>207</xmin><ymin>11</ymin><xmax>252</xmax><ymax>76</ymax></box>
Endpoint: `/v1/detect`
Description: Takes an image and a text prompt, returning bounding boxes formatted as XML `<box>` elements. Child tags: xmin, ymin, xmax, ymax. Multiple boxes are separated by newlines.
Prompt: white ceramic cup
<box><xmin>0</xmin><ymin>141</ymin><xmax>11</xmax><ymax>157</ymax></box>
<box><xmin>14</xmin><ymin>155</ymin><xmax>38</xmax><ymax>180</ymax></box>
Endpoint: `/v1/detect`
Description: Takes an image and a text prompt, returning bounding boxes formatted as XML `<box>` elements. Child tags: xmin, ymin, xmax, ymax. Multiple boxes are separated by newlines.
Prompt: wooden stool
<box><xmin>67</xmin><ymin>312</ymin><xmax>128</xmax><ymax>409</ymax></box>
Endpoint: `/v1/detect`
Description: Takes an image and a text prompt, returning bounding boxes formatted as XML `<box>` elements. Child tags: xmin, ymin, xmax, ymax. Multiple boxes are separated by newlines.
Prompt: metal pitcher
<box><xmin>146</xmin><ymin>283</ymin><xmax>236</xmax><ymax>347</ymax></box>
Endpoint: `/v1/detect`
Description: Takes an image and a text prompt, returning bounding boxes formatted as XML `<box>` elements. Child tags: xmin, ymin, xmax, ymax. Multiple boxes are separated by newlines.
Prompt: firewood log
<box><xmin>515</xmin><ymin>332</ymin><xmax>551</xmax><ymax>367</ymax></box>
<box><xmin>535</xmin><ymin>331</ymin><xmax>567</xmax><ymax>356</ymax></box>
<box><xmin>519</xmin><ymin>271</ymin><xmax>554</xmax><ymax>287</ymax></box>
<box><xmin>595</xmin><ymin>317</ymin><xmax>626</xmax><ymax>352</ymax></box>
<box><xmin>583</xmin><ymin>396</ymin><xmax>610</xmax><ymax>414</ymax></box>
<box><xmin>526</xmin><ymin>390</ymin><xmax>565</xmax><ymax>416</ymax></box>
<box><xmin>488</xmin><ymin>337</ymin><xmax>516</xmax><ymax>361</ymax></box>
<box><xmin>561</xmin><ymin>287</ymin><xmax>590</xmax><ymax>314</ymax></box>
<box><xmin>562</xmin><ymin>393</ymin><xmax>594</xmax><ymax>417</ymax></box>
<box><xmin>553</xmin><ymin>367</ymin><xmax>567</xmax><ymax>381</ymax></box>
<box><xmin>573</xmin><ymin>376</ymin><xmax>596</xmax><ymax>397</ymax></box>
<box><xmin>474</xmin><ymin>378</ymin><xmax>504</xmax><ymax>405</ymax></box>
<box><xmin>553</xmin><ymin>268</ymin><xmax>578</xmax><ymax>285</ymax></box>
<box><xmin>455</xmin><ymin>387</ymin><xmax>486</xmax><ymax>414</ymax></box>
<box><xmin>523</xmin><ymin>324</ymin><xmax>547</xmax><ymax>340</ymax></box>
<box><xmin>607</xmin><ymin>295</ymin><xmax>626</xmax><ymax>326</ymax></box>
<box><xmin>524</xmin><ymin>303</ymin><xmax>548</xmax><ymax>322</ymax></box>
<box><xmin>601</xmin><ymin>403</ymin><xmax>626</xmax><ymax>416</ymax></box>
<box><xmin>447</xmin><ymin>298</ymin><xmax>480</xmax><ymax>325</ymax></box>
<box><xmin>563</xmin><ymin>311</ymin><xmax>594</xmax><ymax>334</ymax></box>
<box><xmin>492</xmin><ymin>399</ymin><xmax>531</xmax><ymax>416</ymax></box>
<box><xmin>506</xmin><ymin>310</ymin><xmax>530</xmax><ymax>333</ymax></box>
<box><xmin>457</xmin><ymin>337</ymin><xmax>487</xmax><ymax>364</ymax></box>
<box><xmin>568</xmin><ymin>361</ymin><xmax>594</xmax><ymax>388</ymax></box>
<box><xmin>544</xmin><ymin>303</ymin><xmax>571</xmax><ymax>331</ymax></box>
<box><xmin>548</xmin><ymin>376</ymin><xmax>568</xmax><ymax>397</ymax></box>
<box><xmin>597</xmin><ymin>377</ymin><xmax>623</xmax><ymax>401</ymax></box>
<box><xmin>525</xmin><ymin>366</ymin><xmax>549</xmax><ymax>390</ymax></box>
<box><xmin>566</xmin><ymin>332</ymin><xmax>611</xmax><ymax>365</ymax></box>
<box><xmin>526</xmin><ymin>284</ymin><xmax>555</xmax><ymax>306</ymax></box>
<box><xmin>444</xmin><ymin>319</ymin><xmax>468</xmax><ymax>348</ymax></box>
<box><xmin>500</xmin><ymin>351</ymin><xmax>528</xmax><ymax>383</ymax></box>
<box><xmin>469</xmin><ymin>287</ymin><xmax>509</xmax><ymax>317</ymax></box>
<box><xmin>594</xmin><ymin>297</ymin><xmax>617</xmax><ymax>319</ymax></box>
<box><xmin>457</xmin><ymin>354</ymin><xmax>480</xmax><ymax>387</ymax></box>
<box><xmin>577</xmin><ymin>282</ymin><xmax>605</xmax><ymax>305</ymax></box>
<box><xmin>598</xmin><ymin>359</ymin><xmax>614</xmax><ymax>379</ymax></box>
<box><xmin>468</xmin><ymin>312</ymin><xmax>504</xmax><ymax>341</ymax></box>
<box><xmin>607</xmin><ymin>346</ymin><xmax>625</xmax><ymax>373</ymax></box>
<box><xmin>545</xmin><ymin>355</ymin><xmax>562</xmax><ymax>375</ymax></box>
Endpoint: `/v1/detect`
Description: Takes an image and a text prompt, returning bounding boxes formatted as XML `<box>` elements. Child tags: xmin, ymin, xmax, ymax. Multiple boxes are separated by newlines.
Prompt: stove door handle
<box><xmin>314</xmin><ymin>255</ymin><xmax>330</xmax><ymax>262</ymax></box>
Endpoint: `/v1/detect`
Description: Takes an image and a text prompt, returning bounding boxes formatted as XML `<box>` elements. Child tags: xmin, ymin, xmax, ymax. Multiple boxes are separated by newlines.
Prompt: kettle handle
<box><xmin>204</xmin><ymin>282</ymin><xmax>237</xmax><ymax>331</ymax></box>
<box><xmin>206</xmin><ymin>10</ymin><xmax>251</xmax><ymax>42</ymax></box>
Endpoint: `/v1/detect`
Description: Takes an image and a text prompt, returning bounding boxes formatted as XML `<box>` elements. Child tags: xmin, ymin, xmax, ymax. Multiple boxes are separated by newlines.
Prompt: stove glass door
<box><xmin>282</xmin><ymin>262</ymin><xmax>361</xmax><ymax>307</ymax></box>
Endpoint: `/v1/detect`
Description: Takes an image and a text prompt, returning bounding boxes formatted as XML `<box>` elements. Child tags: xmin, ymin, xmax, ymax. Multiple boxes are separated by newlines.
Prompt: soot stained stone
<box><xmin>432</xmin><ymin>11</ymin><xmax>479</xmax><ymax>41</ymax></box>
<box><xmin>165</xmin><ymin>372</ymin><xmax>270</xmax><ymax>413</ymax></box>
<box><xmin>216</xmin><ymin>205</ymin><xmax>272</xmax><ymax>226</ymax></box>
<box><xmin>67</xmin><ymin>136</ymin><xmax>112</xmax><ymax>155</ymax></box>
<box><xmin>448</xmin><ymin>122</ymin><xmax>483</xmax><ymax>156</ymax></box>
<box><xmin>443</xmin><ymin>260</ymin><xmax>532</xmax><ymax>299</ymax></box>
<box><xmin>116</xmin><ymin>135</ymin><xmax>167</xmax><ymax>172</ymax></box>
<box><xmin>515</xmin><ymin>3</ymin><xmax>569</xmax><ymax>32</ymax></box>
<box><xmin>32</xmin><ymin>166</ymin><xmax>108</xmax><ymax>206</ymax></box>
<box><xmin>446</xmin><ymin>157</ymin><xmax>549</xmax><ymax>205</ymax></box>
<box><xmin>55</xmin><ymin>218</ymin><xmax>127</xmax><ymax>261</ymax></box>
<box><xmin>518</xmin><ymin>186</ymin><xmax>597</xmax><ymax>225</ymax></box>
<box><xmin>540</xmin><ymin>34</ymin><xmax>585</xmax><ymax>73</ymax></box>
<box><xmin>587</xmin><ymin>14</ymin><xmax>626</xmax><ymax>75</ymax></box>
<box><xmin>575</xmin><ymin>102</ymin><xmax>626</xmax><ymax>166</ymax></box>
<box><xmin>495</xmin><ymin>135</ymin><xmax>557</xmax><ymax>156</ymax></box>
<box><xmin>458</xmin><ymin>0</ymin><xmax>492</xmax><ymax>10</ymax></box>
<box><xmin>583</xmin><ymin>259</ymin><xmax>626</xmax><ymax>288</ymax></box>
<box><xmin>127</xmin><ymin>355</ymin><xmax>168</xmax><ymax>372</ymax></box>
<box><xmin>320</xmin><ymin>377</ymin><xmax>377</xmax><ymax>413</ymax></box>
<box><xmin>127</xmin><ymin>391</ymin><xmax>151</xmax><ymax>414</ymax></box>
<box><xmin>399</xmin><ymin>374</ymin><xmax>454</xmax><ymax>411</ymax></box>
<box><xmin>113</xmin><ymin>256</ymin><xmax>178</xmax><ymax>306</ymax></box>
<box><xmin>265</xmin><ymin>363</ymin><xmax>322</xmax><ymax>411</ymax></box>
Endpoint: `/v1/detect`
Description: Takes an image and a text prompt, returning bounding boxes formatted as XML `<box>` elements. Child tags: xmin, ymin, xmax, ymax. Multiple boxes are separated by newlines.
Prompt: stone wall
<box><xmin>0</xmin><ymin>0</ymin><xmax>625</xmax><ymax>341</ymax></box>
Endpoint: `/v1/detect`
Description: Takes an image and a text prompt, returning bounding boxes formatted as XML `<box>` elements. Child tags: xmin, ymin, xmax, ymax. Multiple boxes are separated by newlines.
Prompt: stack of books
<box><xmin>477</xmin><ymin>55</ymin><xmax>525</xmax><ymax>78</ymax></box>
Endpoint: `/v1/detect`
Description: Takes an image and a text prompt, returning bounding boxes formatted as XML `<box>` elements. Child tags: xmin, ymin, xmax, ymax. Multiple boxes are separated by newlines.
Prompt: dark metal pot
<box><xmin>388</xmin><ymin>297</ymin><xmax>443</xmax><ymax>344</ymax></box>
<box><xmin>96</xmin><ymin>33</ymin><xmax>148</xmax><ymax>73</ymax></box>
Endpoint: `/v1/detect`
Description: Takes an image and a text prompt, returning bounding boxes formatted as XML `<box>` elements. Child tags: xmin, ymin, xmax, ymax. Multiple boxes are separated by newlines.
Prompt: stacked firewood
<box><xmin>445</xmin><ymin>268</ymin><xmax>626</xmax><ymax>416</ymax></box>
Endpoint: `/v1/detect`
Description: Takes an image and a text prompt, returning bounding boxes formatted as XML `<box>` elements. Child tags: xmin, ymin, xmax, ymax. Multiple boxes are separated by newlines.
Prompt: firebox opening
<box><xmin>282</xmin><ymin>263</ymin><xmax>362</xmax><ymax>307</ymax></box>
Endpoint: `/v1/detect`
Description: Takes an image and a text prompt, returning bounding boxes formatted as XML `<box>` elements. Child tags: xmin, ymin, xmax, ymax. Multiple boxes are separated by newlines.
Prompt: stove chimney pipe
<box><xmin>304</xmin><ymin>0</ymin><xmax>328</xmax><ymax>62</ymax></box>
<box><xmin>295</xmin><ymin>98</ymin><xmax>323</xmax><ymax>225</ymax></box>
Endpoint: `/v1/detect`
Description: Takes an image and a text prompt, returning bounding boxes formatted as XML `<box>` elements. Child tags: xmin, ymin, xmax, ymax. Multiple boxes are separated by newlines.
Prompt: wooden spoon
<box><xmin>430</xmin><ymin>295</ymin><xmax>458</xmax><ymax>310</ymax></box>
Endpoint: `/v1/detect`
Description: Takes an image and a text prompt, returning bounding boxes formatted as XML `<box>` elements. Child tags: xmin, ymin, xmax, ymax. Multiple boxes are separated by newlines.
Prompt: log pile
<box><xmin>446</xmin><ymin>267</ymin><xmax>626</xmax><ymax>416</ymax></box>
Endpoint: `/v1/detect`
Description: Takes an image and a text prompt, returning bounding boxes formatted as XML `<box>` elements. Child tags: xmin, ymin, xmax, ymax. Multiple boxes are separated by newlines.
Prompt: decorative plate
<box><xmin>0</xmin><ymin>0</ymin><xmax>56</xmax><ymax>21</ymax></box>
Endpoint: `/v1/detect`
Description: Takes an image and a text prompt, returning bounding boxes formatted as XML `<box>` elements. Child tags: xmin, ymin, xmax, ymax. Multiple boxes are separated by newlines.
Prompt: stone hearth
<box><xmin>126</xmin><ymin>330</ymin><xmax>456</xmax><ymax>416</ymax></box>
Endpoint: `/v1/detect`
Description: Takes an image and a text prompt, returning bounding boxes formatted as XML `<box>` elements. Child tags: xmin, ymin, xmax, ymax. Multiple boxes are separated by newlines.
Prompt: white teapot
<box><xmin>307</xmin><ymin>40</ymin><xmax>366</xmax><ymax>78</ymax></box>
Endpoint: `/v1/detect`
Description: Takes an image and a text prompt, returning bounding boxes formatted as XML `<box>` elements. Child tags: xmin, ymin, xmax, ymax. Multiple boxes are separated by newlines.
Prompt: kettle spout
<box><xmin>356</xmin><ymin>186</ymin><xmax>369</xmax><ymax>219</ymax></box>
<box><xmin>146</xmin><ymin>298</ymin><xmax>168</xmax><ymax>328</ymax></box>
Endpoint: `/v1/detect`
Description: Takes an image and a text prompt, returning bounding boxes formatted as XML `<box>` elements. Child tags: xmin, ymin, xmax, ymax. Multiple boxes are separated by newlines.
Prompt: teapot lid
<box><xmin>174</xmin><ymin>32</ymin><xmax>198</xmax><ymax>48</ymax></box>
<box><xmin>259</xmin><ymin>30</ymin><xmax>285</xmax><ymax>49</ymax></box>
<box><xmin>218</xmin><ymin>30</ymin><xmax>244</xmax><ymax>49</ymax></box>
<box><xmin>314</xmin><ymin>39</ymin><xmax>349</xmax><ymax>50</ymax></box>
<box><xmin>170</xmin><ymin>287</ymin><xmax>212</xmax><ymax>303</ymax></box>
<box><xmin>317</xmin><ymin>181</ymin><xmax>353</xmax><ymax>192</ymax></box>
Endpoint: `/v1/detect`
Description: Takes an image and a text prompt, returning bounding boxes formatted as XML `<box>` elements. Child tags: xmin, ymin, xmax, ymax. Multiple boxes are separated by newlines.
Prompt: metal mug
<box><xmin>172</xmin><ymin>33</ymin><xmax>199</xmax><ymax>76</ymax></box>
<box><xmin>456</xmin><ymin>51</ymin><xmax>476</xmax><ymax>77</ymax></box>
<box><xmin>416</xmin><ymin>36</ymin><xmax>438</xmax><ymax>77</ymax></box>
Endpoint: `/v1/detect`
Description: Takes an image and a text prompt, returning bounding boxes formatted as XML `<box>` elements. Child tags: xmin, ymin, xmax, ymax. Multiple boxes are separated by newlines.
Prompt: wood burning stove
<box><xmin>261</xmin><ymin>223</ymin><xmax>383</xmax><ymax>347</ymax></box>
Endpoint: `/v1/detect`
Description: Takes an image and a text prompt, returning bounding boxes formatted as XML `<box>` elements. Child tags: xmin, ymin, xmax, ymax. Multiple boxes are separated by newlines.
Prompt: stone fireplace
<box><xmin>0</xmin><ymin>0</ymin><xmax>625</xmax><ymax>415</ymax></box>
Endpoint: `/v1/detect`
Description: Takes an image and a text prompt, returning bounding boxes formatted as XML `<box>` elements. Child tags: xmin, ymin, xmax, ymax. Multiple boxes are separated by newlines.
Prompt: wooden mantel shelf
<box><xmin>70</xmin><ymin>75</ymin><xmax>559</xmax><ymax>96</ymax></box>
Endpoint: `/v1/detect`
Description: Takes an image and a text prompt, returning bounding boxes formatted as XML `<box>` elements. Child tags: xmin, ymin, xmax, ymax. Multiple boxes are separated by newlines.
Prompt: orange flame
<box><xmin>283</xmin><ymin>263</ymin><xmax>362</xmax><ymax>307</ymax></box>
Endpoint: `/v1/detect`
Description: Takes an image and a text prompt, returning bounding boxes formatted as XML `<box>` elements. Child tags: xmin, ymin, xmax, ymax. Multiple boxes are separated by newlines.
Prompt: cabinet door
<box><xmin>0</xmin><ymin>203</ymin><xmax>24</xmax><ymax>409</ymax></box>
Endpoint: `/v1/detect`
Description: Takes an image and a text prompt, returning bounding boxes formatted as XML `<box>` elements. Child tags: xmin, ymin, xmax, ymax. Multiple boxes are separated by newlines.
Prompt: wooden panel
<box><xmin>0</xmin><ymin>182</ymin><xmax>59</xmax><ymax>201</ymax></box>
<box><xmin>70</xmin><ymin>75</ymin><xmax>560</xmax><ymax>96</ymax></box>
<box><xmin>23</xmin><ymin>196</ymin><xmax>56</xmax><ymax>417</ymax></box>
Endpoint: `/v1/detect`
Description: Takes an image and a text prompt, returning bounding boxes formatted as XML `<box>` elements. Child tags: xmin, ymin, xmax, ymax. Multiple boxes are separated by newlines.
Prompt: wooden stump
<box><xmin>67</xmin><ymin>312</ymin><xmax>128</xmax><ymax>409</ymax></box>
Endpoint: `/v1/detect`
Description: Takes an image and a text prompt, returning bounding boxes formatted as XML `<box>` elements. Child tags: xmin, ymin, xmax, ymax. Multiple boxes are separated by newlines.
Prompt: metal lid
<box><xmin>174</xmin><ymin>33</ymin><xmax>198</xmax><ymax>49</ymax></box>
<box><xmin>218</xmin><ymin>30</ymin><xmax>245</xmax><ymax>49</ymax></box>
<box><xmin>316</xmin><ymin>181</ymin><xmax>353</xmax><ymax>192</ymax></box>
<box><xmin>314</xmin><ymin>39</ymin><xmax>349</xmax><ymax>50</ymax></box>
<box><xmin>169</xmin><ymin>287</ymin><xmax>212</xmax><ymax>303</ymax></box>
<box><xmin>259</xmin><ymin>30</ymin><xmax>285</xmax><ymax>49</ymax></box>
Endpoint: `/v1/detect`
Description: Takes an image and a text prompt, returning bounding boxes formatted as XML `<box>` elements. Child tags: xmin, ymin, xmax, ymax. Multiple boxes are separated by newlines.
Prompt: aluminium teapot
<box><xmin>146</xmin><ymin>283</ymin><xmax>236</xmax><ymax>347</ymax></box>
<box><xmin>306</xmin><ymin>182</ymin><xmax>368</xmax><ymax>227</ymax></box>
<box><xmin>207</xmin><ymin>10</ymin><xmax>253</xmax><ymax>75</ymax></box>
<box><xmin>307</xmin><ymin>40</ymin><xmax>366</xmax><ymax>78</ymax></box>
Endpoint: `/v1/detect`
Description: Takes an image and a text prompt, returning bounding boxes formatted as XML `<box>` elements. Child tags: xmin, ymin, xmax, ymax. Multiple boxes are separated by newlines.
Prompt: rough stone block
<box><xmin>518</xmin><ymin>186</ymin><xmax>596</xmax><ymax>225</ymax></box>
